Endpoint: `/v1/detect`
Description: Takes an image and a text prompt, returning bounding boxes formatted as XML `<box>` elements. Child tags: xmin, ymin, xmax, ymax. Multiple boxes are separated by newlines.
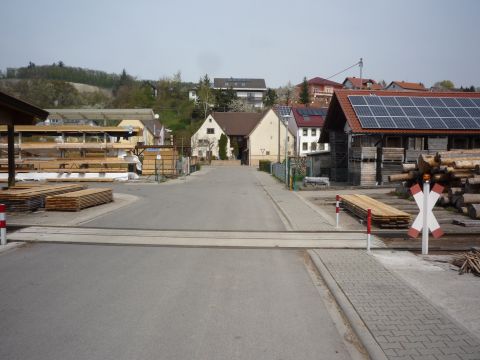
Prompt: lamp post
<box><xmin>281</xmin><ymin>115</ymin><xmax>292</xmax><ymax>187</ymax></box>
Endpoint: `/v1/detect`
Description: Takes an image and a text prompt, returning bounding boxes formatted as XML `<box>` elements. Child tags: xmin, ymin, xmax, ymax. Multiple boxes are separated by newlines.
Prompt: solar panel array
<box><xmin>297</xmin><ymin>108</ymin><xmax>328</xmax><ymax>117</ymax></box>
<box><xmin>275</xmin><ymin>105</ymin><xmax>292</xmax><ymax>118</ymax></box>
<box><xmin>348</xmin><ymin>95</ymin><xmax>480</xmax><ymax>130</ymax></box>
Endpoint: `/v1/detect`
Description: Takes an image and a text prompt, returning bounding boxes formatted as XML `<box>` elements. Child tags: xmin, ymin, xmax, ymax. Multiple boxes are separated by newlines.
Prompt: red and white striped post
<box><xmin>335</xmin><ymin>195</ymin><xmax>340</xmax><ymax>229</ymax></box>
<box><xmin>367</xmin><ymin>208</ymin><xmax>372</xmax><ymax>253</ymax></box>
<box><xmin>0</xmin><ymin>204</ymin><xmax>6</xmax><ymax>246</ymax></box>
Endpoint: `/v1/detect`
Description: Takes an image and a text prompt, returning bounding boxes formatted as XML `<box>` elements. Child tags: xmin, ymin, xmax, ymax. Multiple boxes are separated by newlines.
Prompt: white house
<box><xmin>213</xmin><ymin>78</ymin><xmax>267</xmax><ymax>109</ymax></box>
<box><xmin>291</xmin><ymin>107</ymin><xmax>329</xmax><ymax>155</ymax></box>
<box><xmin>191</xmin><ymin>114</ymin><xmax>231</xmax><ymax>160</ymax></box>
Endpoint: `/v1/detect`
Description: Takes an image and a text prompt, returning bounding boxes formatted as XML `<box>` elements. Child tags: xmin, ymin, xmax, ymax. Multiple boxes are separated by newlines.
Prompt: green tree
<box><xmin>299</xmin><ymin>77</ymin><xmax>310</xmax><ymax>106</ymax></box>
<box><xmin>434</xmin><ymin>80</ymin><xmax>455</xmax><ymax>90</ymax></box>
<box><xmin>218</xmin><ymin>133</ymin><xmax>228</xmax><ymax>160</ymax></box>
<box><xmin>263</xmin><ymin>88</ymin><xmax>278</xmax><ymax>107</ymax></box>
<box><xmin>196</xmin><ymin>74</ymin><xmax>213</xmax><ymax>119</ymax></box>
<box><xmin>215</xmin><ymin>87</ymin><xmax>237</xmax><ymax>111</ymax></box>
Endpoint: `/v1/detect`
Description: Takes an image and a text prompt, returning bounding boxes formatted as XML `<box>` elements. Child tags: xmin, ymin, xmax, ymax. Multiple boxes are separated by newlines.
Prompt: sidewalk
<box><xmin>310</xmin><ymin>249</ymin><xmax>480</xmax><ymax>360</ymax></box>
<box><xmin>254</xmin><ymin>171</ymin><xmax>337</xmax><ymax>231</ymax></box>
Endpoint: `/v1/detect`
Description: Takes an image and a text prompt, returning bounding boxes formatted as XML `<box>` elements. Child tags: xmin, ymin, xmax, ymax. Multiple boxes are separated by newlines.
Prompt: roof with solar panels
<box><xmin>319</xmin><ymin>89</ymin><xmax>480</xmax><ymax>143</ymax></box>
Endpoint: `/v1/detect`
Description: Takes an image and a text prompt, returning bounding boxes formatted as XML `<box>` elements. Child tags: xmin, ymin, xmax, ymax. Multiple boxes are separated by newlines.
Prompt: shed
<box><xmin>0</xmin><ymin>91</ymin><xmax>48</xmax><ymax>187</ymax></box>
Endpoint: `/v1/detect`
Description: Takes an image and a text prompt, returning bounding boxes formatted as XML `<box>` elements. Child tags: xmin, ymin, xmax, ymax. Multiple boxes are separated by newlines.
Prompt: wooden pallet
<box><xmin>46</xmin><ymin>188</ymin><xmax>113</xmax><ymax>211</ymax></box>
<box><xmin>341</xmin><ymin>194</ymin><xmax>411</xmax><ymax>228</ymax></box>
<box><xmin>0</xmin><ymin>184</ymin><xmax>86</xmax><ymax>211</ymax></box>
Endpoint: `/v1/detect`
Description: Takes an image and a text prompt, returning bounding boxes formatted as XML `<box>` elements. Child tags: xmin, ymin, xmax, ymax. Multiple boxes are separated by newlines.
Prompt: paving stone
<box><xmin>314</xmin><ymin>249</ymin><xmax>480</xmax><ymax>360</ymax></box>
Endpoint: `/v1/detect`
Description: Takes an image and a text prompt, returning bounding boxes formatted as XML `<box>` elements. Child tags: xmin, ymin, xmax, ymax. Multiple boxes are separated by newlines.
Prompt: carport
<box><xmin>0</xmin><ymin>91</ymin><xmax>49</xmax><ymax>187</ymax></box>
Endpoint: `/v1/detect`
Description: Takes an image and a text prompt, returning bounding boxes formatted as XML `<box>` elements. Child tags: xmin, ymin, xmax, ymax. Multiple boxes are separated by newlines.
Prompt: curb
<box><xmin>0</xmin><ymin>242</ymin><xmax>24</xmax><ymax>254</ymax></box>
<box><xmin>307</xmin><ymin>250</ymin><xmax>388</xmax><ymax>360</ymax></box>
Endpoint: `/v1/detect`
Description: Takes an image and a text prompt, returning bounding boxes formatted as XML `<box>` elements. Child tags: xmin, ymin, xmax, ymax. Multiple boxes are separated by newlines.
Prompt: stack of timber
<box><xmin>349</xmin><ymin>147</ymin><xmax>376</xmax><ymax>186</ymax></box>
<box><xmin>451</xmin><ymin>248</ymin><xmax>480</xmax><ymax>276</ymax></box>
<box><xmin>142</xmin><ymin>148</ymin><xmax>178</xmax><ymax>176</ymax></box>
<box><xmin>0</xmin><ymin>184</ymin><xmax>86</xmax><ymax>211</ymax></box>
<box><xmin>381</xmin><ymin>148</ymin><xmax>404</xmax><ymax>184</ymax></box>
<box><xmin>46</xmin><ymin>188</ymin><xmax>113</xmax><ymax>211</ymax></box>
<box><xmin>388</xmin><ymin>149</ymin><xmax>480</xmax><ymax>221</ymax></box>
<box><xmin>329</xmin><ymin>132</ymin><xmax>348</xmax><ymax>182</ymax></box>
<box><xmin>341</xmin><ymin>194</ymin><xmax>411</xmax><ymax>228</ymax></box>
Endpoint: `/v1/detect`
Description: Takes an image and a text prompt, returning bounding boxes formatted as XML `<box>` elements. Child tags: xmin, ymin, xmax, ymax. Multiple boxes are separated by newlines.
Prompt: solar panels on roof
<box><xmin>297</xmin><ymin>108</ymin><xmax>328</xmax><ymax>117</ymax></box>
<box><xmin>348</xmin><ymin>95</ymin><xmax>480</xmax><ymax>130</ymax></box>
<box><xmin>275</xmin><ymin>105</ymin><xmax>291</xmax><ymax>118</ymax></box>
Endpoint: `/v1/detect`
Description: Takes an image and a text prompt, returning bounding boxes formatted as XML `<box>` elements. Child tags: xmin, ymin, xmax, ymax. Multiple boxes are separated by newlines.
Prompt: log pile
<box><xmin>451</xmin><ymin>249</ymin><xmax>480</xmax><ymax>276</ymax></box>
<box><xmin>46</xmin><ymin>188</ymin><xmax>113</xmax><ymax>211</ymax></box>
<box><xmin>341</xmin><ymin>194</ymin><xmax>411</xmax><ymax>228</ymax></box>
<box><xmin>389</xmin><ymin>150</ymin><xmax>480</xmax><ymax>221</ymax></box>
<box><xmin>0</xmin><ymin>184</ymin><xmax>86</xmax><ymax>211</ymax></box>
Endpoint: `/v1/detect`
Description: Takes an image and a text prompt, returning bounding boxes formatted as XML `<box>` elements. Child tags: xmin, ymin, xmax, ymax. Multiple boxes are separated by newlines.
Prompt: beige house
<box><xmin>190</xmin><ymin>114</ymin><xmax>232</xmax><ymax>160</ymax></box>
<box><xmin>247</xmin><ymin>109</ymin><xmax>295</xmax><ymax>167</ymax></box>
<box><xmin>118</xmin><ymin>119</ymin><xmax>164</xmax><ymax>146</ymax></box>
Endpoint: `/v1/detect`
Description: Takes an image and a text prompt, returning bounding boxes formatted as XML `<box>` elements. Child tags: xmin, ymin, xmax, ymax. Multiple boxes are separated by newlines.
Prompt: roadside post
<box><xmin>367</xmin><ymin>208</ymin><xmax>372</xmax><ymax>253</ymax></box>
<box><xmin>155</xmin><ymin>154</ymin><xmax>162</xmax><ymax>183</ymax></box>
<box><xmin>408</xmin><ymin>174</ymin><xmax>444</xmax><ymax>255</ymax></box>
<box><xmin>336</xmin><ymin>195</ymin><xmax>340</xmax><ymax>229</ymax></box>
<box><xmin>0</xmin><ymin>204</ymin><xmax>6</xmax><ymax>245</ymax></box>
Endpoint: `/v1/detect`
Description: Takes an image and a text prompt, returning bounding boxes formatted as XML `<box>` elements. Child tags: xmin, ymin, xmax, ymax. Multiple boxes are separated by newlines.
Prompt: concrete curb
<box><xmin>307</xmin><ymin>250</ymin><xmax>388</xmax><ymax>360</ymax></box>
<box><xmin>0</xmin><ymin>242</ymin><xmax>24</xmax><ymax>254</ymax></box>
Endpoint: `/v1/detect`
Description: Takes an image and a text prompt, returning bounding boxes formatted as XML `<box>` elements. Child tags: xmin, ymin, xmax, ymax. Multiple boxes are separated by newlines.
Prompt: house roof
<box><xmin>46</xmin><ymin>108</ymin><xmax>156</xmax><ymax>122</ymax></box>
<box><xmin>296</xmin><ymin>77</ymin><xmax>343</xmax><ymax>88</ymax></box>
<box><xmin>320</xmin><ymin>89</ymin><xmax>480</xmax><ymax>142</ymax></box>
<box><xmin>292</xmin><ymin>106</ymin><xmax>328</xmax><ymax>127</ymax></box>
<box><xmin>212</xmin><ymin>111</ymin><xmax>264</xmax><ymax>136</ymax></box>
<box><xmin>343</xmin><ymin>77</ymin><xmax>377</xmax><ymax>88</ymax></box>
<box><xmin>386</xmin><ymin>81</ymin><xmax>427</xmax><ymax>91</ymax></box>
<box><xmin>213</xmin><ymin>78</ymin><xmax>266</xmax><ymax>90</ymax></box>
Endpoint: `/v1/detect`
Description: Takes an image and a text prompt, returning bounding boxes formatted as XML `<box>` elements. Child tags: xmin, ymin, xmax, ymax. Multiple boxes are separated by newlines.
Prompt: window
<box><xmin>198</xmin><ymin>150</ymin><xmax>203</xmax><ymax>157</ymax></box>
<box><xmin>324</xmin><ymin>86</ymin><xmax>334</xmax><ymax>93</ymax></box>
<box><xmin>302</xmin><ymin>142</ymin><xmax>308</xmax><ymax>151</ymax></box>
<box><xmin>311</xmin><ymin>142</ymin><xmax>317</xmax><ymax>151</ymax></box>
<box><xmin>311</xmin><ymin>129</ymin><xmax>316</xmax><ymax>137</ymax></box>
<box><xmin>303</xmin><ymin>129</ymin><xmax>308</xmax><ymax>136</ymax></box>
<box><xmin>266</xmin><ymin>151</ymin><xmax>270</xmax><ymax>155</ymax></box>
<box><xmin>209</xmin><ymin>118</ymin><xmax>212</xmax><ymax>122</ymax></box>
<box><xmin>207</xmin><ymin>128</ymin><xmax>215</xmax><ymax>134</ymax></box>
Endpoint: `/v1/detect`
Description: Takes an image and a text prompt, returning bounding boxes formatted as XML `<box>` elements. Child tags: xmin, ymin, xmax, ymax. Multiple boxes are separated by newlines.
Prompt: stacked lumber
<box><xmin>46</xmin><ymin>178</ymin><xmax>114</xmax><ymax>183</ymax></box>
<box><xmin>0</xmin><ymin>184</ymin><xmax>86</xmax><ymax>211</ymax></box>
<box><xmin>142</xmin><ymin>148</ymin><xmax>178</xmax><ymax>176</ymax></box>
<box><xmin>341</xmin><ymin>194</ymin><xmax>411</xmax><ymax>228</ymax></box>
<box><xmin>451</xmin><ymin>249</ymin><xmax>480</xmax><ymax>276</ymax></box>
<box><xmin>46</xmin><ymin>188</ymin><xmax>113</xmax><ymax>211</ymax></box>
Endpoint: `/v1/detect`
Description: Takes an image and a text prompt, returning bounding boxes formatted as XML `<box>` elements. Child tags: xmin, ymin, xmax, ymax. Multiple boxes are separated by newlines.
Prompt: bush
<box><xmin>259</xmin><ymin>160</ymin><xmax>271</xmax><ymax>173</ymax></box>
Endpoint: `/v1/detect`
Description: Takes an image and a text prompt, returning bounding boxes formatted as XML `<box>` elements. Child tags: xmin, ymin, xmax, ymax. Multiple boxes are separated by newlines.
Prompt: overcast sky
<box><xmin>1</xmin><ymin>0</ymin><xmax>479</xmax><ymax>88</ymax></box>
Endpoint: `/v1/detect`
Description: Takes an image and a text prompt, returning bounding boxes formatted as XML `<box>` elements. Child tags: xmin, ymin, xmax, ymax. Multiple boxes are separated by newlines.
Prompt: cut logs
<box><xmin>451</xmin><ymin>249</ymin><xmax>480</xmax><ymax>276</ymax></box>
<box><xmin>45</xmin><ymin>188</ymin><xmax>113</xmax><ymax>211</ymax></box>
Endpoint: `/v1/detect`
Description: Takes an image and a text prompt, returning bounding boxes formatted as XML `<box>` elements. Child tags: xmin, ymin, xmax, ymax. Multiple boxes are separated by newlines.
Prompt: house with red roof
<box><xmin>320</xmin><ymin>89</ymin><xmax>480</xmax><ymax>183</ymax></box>
<box><xmin>291</xmin><ymin>106</ymin><xmax>329</xmax><ymax>155</ymax></box>
<box><xmin>385</xmin><ymin>81</ymin><xmax>427</xmax><ymax>92</ymax></box>
<box><xmin>295</xmin><ymin>77</ymin><xmax>343</xmax><ymax>106</ymax></box>
<box><xmin>343</xmin><ymin>77</ymin><xmax>383</xmax><ymax>90</ymax></box>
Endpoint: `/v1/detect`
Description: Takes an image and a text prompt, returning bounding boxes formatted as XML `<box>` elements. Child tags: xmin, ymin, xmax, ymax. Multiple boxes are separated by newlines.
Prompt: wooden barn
<box><xmin>320</xmin><ymin>90</ymin><xmax>480</xmax><ymax>185</ymax></box>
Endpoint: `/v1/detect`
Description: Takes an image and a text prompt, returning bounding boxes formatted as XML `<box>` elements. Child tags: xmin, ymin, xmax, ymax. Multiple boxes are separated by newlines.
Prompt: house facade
<box><xmin>295</xmin><ymin>77</ymin><xmax>343</xmax><ymax>107</ymax></box>
<box><xmin>213</xmin><ymin>78</ymin><xmax>267</xmax><ymax>109</ymax></box>
<box><xmin>291</xmin><ymin>107</ymin><xmax>329</xmax><ymax>156</ymax></box>
<box><xmin>190</xmin><ymin>115</ymin><xmax>231</xmax><ymax>160</ymax></box>
<box><xmin>343</xmin><ymin>77</ymin><xmax>383</xmax><ymax>90</ymax></box>
<box><xmin>118</xmin><ymin>119</ymin><xmax>164</xmax><ymax>146</ymax></box>
<box><xmin>247</xmin><ymin>109</ymin><xmax>295</xmax><ymax>167</ymax></box>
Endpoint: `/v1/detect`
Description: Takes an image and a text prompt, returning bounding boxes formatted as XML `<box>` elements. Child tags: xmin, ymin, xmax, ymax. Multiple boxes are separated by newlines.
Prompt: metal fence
<box><xmin>271</xmin><ymin>162</ymin><xmax>286</xmax><ymax>183</ymax></box>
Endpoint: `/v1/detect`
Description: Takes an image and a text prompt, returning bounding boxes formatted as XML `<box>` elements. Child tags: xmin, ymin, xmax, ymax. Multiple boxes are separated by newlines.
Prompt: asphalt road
<box><xmin>83</xmin><ymin>166</ymin><xmax>286</xmax><ymax>231</ymax></box>
<box><xmin>0</xmin><ymin>244</ymin><xmax>354</xmax><ymax>360</ymax></box>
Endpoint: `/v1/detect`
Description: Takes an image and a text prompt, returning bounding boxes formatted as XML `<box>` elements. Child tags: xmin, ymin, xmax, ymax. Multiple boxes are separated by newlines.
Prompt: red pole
<box><xmin>367</xmin><ymin>208</ymin><xmax>372</xmax><ymax>252</ymax></box>
<box><xmin>0</xmin><ymin>204</ymin><xmax>6</xmax><ymax>245</ymax></box>
<box><xmin>335</xmin><ymin>195</ymin><xmax>340</xmax><ymax>229</ymax></box>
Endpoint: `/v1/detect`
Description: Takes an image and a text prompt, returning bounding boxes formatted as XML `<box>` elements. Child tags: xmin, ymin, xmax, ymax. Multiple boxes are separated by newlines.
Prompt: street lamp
<box><xmin>281</xmin><ymin>115</ymin><xmax>292</xmax><ymax>186</ymax></box>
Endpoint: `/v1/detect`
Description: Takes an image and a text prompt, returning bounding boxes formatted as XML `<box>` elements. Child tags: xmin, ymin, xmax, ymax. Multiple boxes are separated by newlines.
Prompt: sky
<box><xmin>1</xmin><ymin>0</ymin><xmax>479</xmax><ymax>88</ymax></box>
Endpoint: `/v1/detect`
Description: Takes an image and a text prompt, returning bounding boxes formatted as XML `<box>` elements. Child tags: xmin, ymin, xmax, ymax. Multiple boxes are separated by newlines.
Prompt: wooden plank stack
<box><xmin>349</xmin><ymin>147</ymin><xmax>376</xmax><ymax>186</ymax></box>
<box><xmin>341</xmin><ymin>194</ymin><xmax>411</xmax><ymax>228</ymax></box>
<box><xmin>46</xmin><ymin>188</ymin><xmax>113</xmax><ymax>211</ymax></box>
<box><xmin>0</xmin><ymin>184</ymin><xmax>86</xmax><ymax>211</ymax></box>
<box><xmin>142</xmin><ymin>148</ymin><xmax>178</xmax><ymax>176</ymax></box>
<box><xmin>389</xmin><ymin>149</ymin><xmax>480</xmax><ymax>221</ymax></box>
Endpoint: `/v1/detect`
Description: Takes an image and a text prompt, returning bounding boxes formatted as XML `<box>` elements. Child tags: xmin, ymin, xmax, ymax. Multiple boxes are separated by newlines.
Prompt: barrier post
<box><xmin>336</xmin><ymin>195</ymin><xmax>340</xmax><ymax>229</ymax></box>
<box><xmin>367</xmin><ymin>208</ymin><xmax>372</xmax><ymax>253</ymax></box>
<box><xmin>0</xmin><ymin>204</ymin><xmax>6</xmax><ymax>246</ymax></box>
<box><xmin>422</xmin><ymin>178</ymin><xmax>430</xmax><ymax>255</ymax></box>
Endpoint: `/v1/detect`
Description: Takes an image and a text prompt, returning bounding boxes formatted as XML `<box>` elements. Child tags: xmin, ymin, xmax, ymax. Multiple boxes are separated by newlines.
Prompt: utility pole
<box><xmin>359</xmin><ymin>57</ymin><xmax>364</xmax><ymax>89</ymax></box>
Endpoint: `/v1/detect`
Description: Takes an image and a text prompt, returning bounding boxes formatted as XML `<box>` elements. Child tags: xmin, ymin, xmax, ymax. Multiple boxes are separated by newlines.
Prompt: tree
<box><xmin>299</xmin><ymin>77</ymin><xmax>310</xmax><ymax>106</ymax></box>
<box><xmin>218</xmin><ymin>133</ymin><xmax>228</xmax><ymax>160</ymax></box>
<box><xmin>229</xmin><ymin>99</ymin><xmax>246</xmax><ymax>112</ymax></box>
<box><xmin>215</xmin><ymin>87</ymin><xmax>237</xmax><ymax>111</ymax></box>
<box><xmin>277</xmin><ymin>81</ymin><xmax>295</xmax><ymax>105</ymax></box>
<box><xmin>433</xmin><ymin>80</ymin><xmax>455</xmax><ymax>90</ymax></box>
<box><xmin>196</xmin><ymin>74</ymin><xmax>213</xmax><ymax>119</ymax></box>
<box><xmin>263</xmin><ymin>88</ymin><xmax>278</xmax><ymax>107</ymax></box>
<box><xmin>58</xmin><ymin>61</ymin><xmax>65</xmax><ymax>67</ymax></box>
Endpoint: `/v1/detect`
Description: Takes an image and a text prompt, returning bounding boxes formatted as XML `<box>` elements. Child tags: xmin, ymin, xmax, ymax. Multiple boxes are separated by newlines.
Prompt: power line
<box><xmin>326</xmin><ymin>59</ymin><xmax>363</xmax><ymax>80</ymax></box>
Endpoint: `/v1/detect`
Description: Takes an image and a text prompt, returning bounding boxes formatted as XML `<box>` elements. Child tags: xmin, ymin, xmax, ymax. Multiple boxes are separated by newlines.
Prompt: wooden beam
<box><xmin>7</xmin><ymin>124</ymin><xmax>15</xmax><ymax>187</ymax></box>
